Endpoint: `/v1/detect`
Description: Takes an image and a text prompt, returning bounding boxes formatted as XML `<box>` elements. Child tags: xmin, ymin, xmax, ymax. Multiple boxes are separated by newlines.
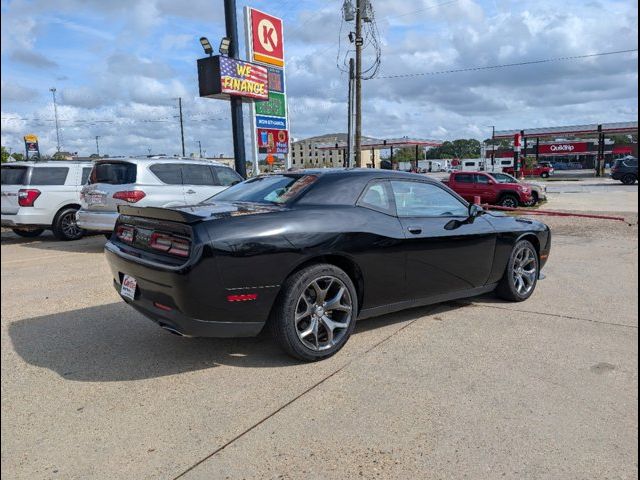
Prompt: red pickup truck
<box><xmin>442</xmin><ymin>171</ymin><xmax>533</xmax><ymax>208</ymax></box>
<box><xmin>503</xmin><ymin>163</ymin><xmax>554</xmax><ymax>178</ymax></box>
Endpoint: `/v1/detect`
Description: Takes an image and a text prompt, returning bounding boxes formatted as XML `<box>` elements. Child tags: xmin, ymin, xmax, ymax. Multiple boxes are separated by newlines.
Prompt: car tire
<box><xmin>541</xmin><ymin>172</ymin><xmax>550</xmax><ymax>179</ymax></box>
<box><xmin>496</xmin><ymin>239</ymin><xmax>539</xmax><ymax>302</ymax></box>
<box><xmin>52</xmin><ymin>207</ymin><xmax>84</xmax><ymax>241</ymax></box>
<box><xmin>12</xmin><ymin>228</ymin><xmax>44</xmax><ymax>238</ymax></box>
<box><xmin>499</xmin><ymin>194</ymin><xmax>519</xmax><ymax>208</ymax></box>
<box><xmin>270</xmin><ymin>263</ymin><xmax>358</xmax><ymax>362</ymax></box>
<box><xmin>621</xmin><ymin>174</ymin><xmax>637</xmax><ymax>185</ymax></box>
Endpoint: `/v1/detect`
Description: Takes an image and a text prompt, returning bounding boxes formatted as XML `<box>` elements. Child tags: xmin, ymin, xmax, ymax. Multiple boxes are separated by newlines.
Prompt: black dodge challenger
<box><xmin>105</xmin><ymin>169</ymin><xmax>551</xmax><ymax>361</ymax></box>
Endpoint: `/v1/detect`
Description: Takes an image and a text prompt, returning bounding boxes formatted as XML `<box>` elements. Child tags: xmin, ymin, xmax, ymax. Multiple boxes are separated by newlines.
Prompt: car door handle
<box><xmin>186</xmin><ymin>189</ymin><xmax>196</xmax><ymax>194</ymax></box>
<box><xmin>407</xmin><ymin>226</ymin><xmax>423</xmax><ymax>235</ymax></box>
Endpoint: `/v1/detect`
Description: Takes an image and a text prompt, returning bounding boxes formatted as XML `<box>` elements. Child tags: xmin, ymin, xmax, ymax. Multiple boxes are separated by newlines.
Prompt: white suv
<box><xmin>1</xmin><ymin>161</ymin><xmax>93</xmax><ymax>240</ymax></box>
<box><xmin>77</xmin><ymin>157</ymin><xmax>243</xmax><ymax>234</ymax></box>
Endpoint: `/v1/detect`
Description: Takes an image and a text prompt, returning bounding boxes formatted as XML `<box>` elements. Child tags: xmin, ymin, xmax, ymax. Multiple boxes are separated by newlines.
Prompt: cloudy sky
<box><xmin>1</xmin><ymin>0</ymin><xmax>638</xmax><ymax>157</ymax></box>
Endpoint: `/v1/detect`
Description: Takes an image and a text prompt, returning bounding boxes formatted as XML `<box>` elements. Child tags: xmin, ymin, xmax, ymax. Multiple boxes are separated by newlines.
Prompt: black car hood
<box><xmin>118</xmin><ymin>202</ymin><xmax>285</xmax><ymax>224</ymax></box>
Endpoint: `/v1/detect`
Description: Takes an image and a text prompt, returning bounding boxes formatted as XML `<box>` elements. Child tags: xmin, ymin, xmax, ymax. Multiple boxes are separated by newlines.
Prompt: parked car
<box><xmin>503</xmin><ymin>163</ymin><xmax>554</xmax><ymax>178</ymax></box>
<box><xmin>104</xmin><ymin>169</ymin><xmax>551</xmax><ymax>361</ymax></box>
<box><xmin>442</xmin><ymin>171</ymin><xmax>533</xmax><ymax>208</ymax></box>
<box><xmin>489</xmin><ymin>172</ymin><xmax>547</xmax><ymax>206</ymax></box>
<box><xmin>610</xmin><ymin>156</ymin><xmax>638</xmax><ymax>185</ymax></box>
<box><xmin>1</xmin><ymin>161</ymin><xmax>93</xmax><ymax>240</ymax></box>
<box><xmin>77</xmin><ymin>157</ymin><xmax>243</xmax><ymax>234</ymax></box>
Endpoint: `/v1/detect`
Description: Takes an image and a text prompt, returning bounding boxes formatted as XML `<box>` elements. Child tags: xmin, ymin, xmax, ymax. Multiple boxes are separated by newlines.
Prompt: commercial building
<box><xmin>291</xmin><ymin>134</ymin><xmax>381</xmax><ymax>168</ymax></box>
<box><xmin>490</xmin><ymin>122</ymin><xmax>638</xmax><ymax>170</ymax></box>
<box><xmin>292</xmin><ymin>134</ymin><xmax>442</xmax><ymax>169</ymax></box>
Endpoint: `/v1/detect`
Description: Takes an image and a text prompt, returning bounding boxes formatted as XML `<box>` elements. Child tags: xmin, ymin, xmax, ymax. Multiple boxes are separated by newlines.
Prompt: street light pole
<box><xmin>178</xmin><ymin>97</ymin><xmax>186</xmax><ymax>157</ymax></box>
<box><xmin>198</xmin><ymin>140</ymin><xmax>203</xmax><ymax>158</ymax></box>
<box><xmin>224</xmin><ymin>0</ymin><xmax>247</xmax><ymax>178</ymax></box>
<box><xmin>95</xmin><ymin>136</ymin><xmax>100</xmax><ymax>157</ymax></box>
<box><xmin>50</xmin><ymin>88</ymin><xmax>61</xmax><ymax>152</ymax></box>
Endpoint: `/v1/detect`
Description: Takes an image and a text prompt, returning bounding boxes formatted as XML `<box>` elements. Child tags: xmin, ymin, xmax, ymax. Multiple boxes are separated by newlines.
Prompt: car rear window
<box><xmin>1</xmin><ymin>166</ymin><xmax>29</xmax><ymax>185</ymax></box>
<box><xmin>90</xmin><ymin>162</ymin><xmax>137</xmax><ymax>185</ymax></box>
<box><xmin>209</xmin><ymin>174</ymin><xmax>318</xmax><ymax>204</ymax></box>
<box><xmin>30</xmin><ymin>167</ymin><xmax>69</xmax><ymax>185</ymax></box>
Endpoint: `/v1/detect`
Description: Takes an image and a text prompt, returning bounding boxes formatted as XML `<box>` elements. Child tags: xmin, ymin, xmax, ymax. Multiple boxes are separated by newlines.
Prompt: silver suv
<box><xmin>77</xmin><ymin>157</ymin><xmax>243</xmax><ymax>234</ymax></box>
<box><xmin>1</xmin><ymin>161</ymin><xmax>93</xmax><ymax>240</ymax></box>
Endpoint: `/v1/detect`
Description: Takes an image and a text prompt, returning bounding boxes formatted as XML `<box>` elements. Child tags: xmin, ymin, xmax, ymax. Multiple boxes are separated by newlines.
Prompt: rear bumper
<box><xmin>104</xmin><ymin>241</ymin><xmax>268</xmax><ymax>338</ymax></box>
<box><xmin>76</xmin><ymin>209</ymin><xmax>119</xmax><ymax>232</ymax></box>
<box><xmin>1</xmin><ymin>210</ymin><xmax>53</xmax><ymax>228</ymax></box>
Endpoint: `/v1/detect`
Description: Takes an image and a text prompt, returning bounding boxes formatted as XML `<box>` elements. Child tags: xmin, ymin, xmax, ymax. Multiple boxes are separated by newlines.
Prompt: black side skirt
<box><xmin>357</xmin><ymin>283</ymin><xmax>498</xmax><ymax>321</ymax></box>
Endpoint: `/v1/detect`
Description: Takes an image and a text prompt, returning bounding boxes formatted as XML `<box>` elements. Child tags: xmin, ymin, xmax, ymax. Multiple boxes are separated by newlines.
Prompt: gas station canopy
<box><xmin>494</xmin><ymin>121</ymin><xmax>638</xmax><ymax>140</ymax></box>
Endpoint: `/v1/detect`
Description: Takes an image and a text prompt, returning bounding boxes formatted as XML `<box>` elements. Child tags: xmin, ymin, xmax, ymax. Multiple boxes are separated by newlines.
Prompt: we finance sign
<box><xmin>197</xmin><ymin>56</ymin><xmax>268</xmax><ymax>101</ymax></box>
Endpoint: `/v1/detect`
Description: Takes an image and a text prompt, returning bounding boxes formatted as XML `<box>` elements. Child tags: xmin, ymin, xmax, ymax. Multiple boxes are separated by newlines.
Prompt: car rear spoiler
<box><xmin>118</xmin><ymin>205</ymin><xmax>204</xmax><ymax>224</ymax></box>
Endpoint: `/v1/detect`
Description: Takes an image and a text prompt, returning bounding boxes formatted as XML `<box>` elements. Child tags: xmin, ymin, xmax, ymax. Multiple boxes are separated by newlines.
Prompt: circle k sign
<box><xmin>250</xmin><ymin>9</ymin><xmax>285</xmax><ymax>67</ymax></box>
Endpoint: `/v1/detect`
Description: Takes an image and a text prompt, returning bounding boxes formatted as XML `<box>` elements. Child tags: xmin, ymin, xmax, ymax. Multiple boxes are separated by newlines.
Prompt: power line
<box><xmin>373</xmin><ymin>48</ymin><xmax>638</xmax><ymax>79</ymax></box>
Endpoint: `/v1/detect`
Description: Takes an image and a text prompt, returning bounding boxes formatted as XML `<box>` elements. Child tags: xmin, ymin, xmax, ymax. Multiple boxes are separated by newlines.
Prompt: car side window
<box><xmin>182</xmin><ymin>165</ymin><xmax>216</xmax><ymax>185</ymax></box>
<box><xmin>475</xmin><ymin>174</ymin><xmax>490</xmax><ymax>184</ymax></box>
<box><xmin>455</xmin><ymin>174</ymin><xmax>473</xmax><ymax>183</ymax></box>
<box><xmin>358</xmin><ymin>181</ymin><xmax>393</xmax><ymax>214</ymax></box>
<box><xmin>81</xmin><ymin>167</ymin><xmax>92</xmax><ymax>185</ymax></box>
<box><xmin>29</xmin><ymin>167</ymin><xmax>69</xmax><ymax>185</ymax></box>
<box><xmin>213</xmin><ymin>166</ymin><xmax>243</xmax><ymax>186</ymax></box>
<box><xmin>150</xmin><ymin>164</ymin><xmax>183</xmax><ymax>185</ymax></box>
<box><xmin>391</xmin><ymin>181</ymin><xmax>468</xmax><ymax>218</ymax></box>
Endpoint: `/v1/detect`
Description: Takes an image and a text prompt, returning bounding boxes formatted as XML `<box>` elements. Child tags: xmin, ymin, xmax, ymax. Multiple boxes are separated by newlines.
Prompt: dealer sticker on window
<box><xmin>120</xmin><ymin>274</ymin><xmax>137</xmax><ymax>301</ymax></box>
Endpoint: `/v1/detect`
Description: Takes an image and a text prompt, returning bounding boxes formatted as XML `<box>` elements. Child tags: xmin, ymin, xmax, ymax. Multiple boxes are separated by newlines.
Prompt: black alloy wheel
<box><xmin>496</xmin><ymin>239</ymin><xmax>539</xmax><ymax>302</ymax></box>
<box><xmin>270</xmin><ymin>264</ymin><xmax>358</xmax><ymax>362</ymax></box>
<box><xmin>622</xmin><ymin>174</ymin><xmax>637</xmax><ymax>185</ymax></box>
<box><xmin>499</xmin><ymin>195</ymin><xmax>519</xmax><ymax>208</ymax></box>
<box><xmin>52</xmin><ymin>207</ymin><xmax>84</xmax><ymax>241</ymax></box>
<box><xmin>12</xmin><ymin>228</ymin><xmax>44</xmax><ymax>238</ymax></box>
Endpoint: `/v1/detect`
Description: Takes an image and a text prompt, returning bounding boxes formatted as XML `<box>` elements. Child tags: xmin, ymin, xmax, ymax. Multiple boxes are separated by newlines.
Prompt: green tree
<box><xmin>425</xmin><ymin>139</ymin><xmax>482</xmax><ymax>159</ymax></box>
<box><xmin>11</xmin><ymin>152</ymin><xmax>24</xmax><ymax>162</ymax></box>
<box><xmin>1</xmin><ymin>146</ymin><xmax>9</xmax><ymax>163</ymax></box>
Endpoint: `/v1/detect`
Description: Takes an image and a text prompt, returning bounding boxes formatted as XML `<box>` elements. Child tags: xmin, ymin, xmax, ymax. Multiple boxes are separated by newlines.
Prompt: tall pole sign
<box><xmin>24</xmin><ymin>134</ymin><xmax>41</xmax><ymax>161</ymax></box>
<box><xmin>245</xmin><ymin>7</ymin><xmax>290</xmax><ymax>175</ymax></box>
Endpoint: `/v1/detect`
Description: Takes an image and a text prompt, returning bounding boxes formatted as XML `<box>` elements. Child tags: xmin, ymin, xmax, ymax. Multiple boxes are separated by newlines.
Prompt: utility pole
<box><xmin>347</xmin><ymin>58</ymin><xmax>355</xmax><ymax>168</ymax></box>
<box><xmin>178</xmin><ymin>97</ymin><xmax>185</xmax><ymax>157</ymax></box>
<box><xmin>197</xmin><ymin>140</ymin><xmax>203</xmax><ymax>158</ymax></box>
<box><xmin>354</xmin><ymin>0</ymin><xmax>363</xmax><ymax>167</ymax></box>
<box><xmin>224</xmin><ymin>0</ymin><xmax>247</xmax><ymax>178</ymax></box>
<box><xmin>50</xmin><ymin>88</ymin><xmax>61</xmax><ymax>152</ymax></box>
<box><xmin>95</xmin><ymin>136</ymin><xmax>100</xmax><ymax>157</ymax></box>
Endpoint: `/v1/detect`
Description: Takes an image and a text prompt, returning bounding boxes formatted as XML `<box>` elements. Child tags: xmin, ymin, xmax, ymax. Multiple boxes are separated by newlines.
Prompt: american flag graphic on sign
<box><xmin>220</xmin><ymin>57</ymin><xmax>269</xmax><ymax>101</ymax></box>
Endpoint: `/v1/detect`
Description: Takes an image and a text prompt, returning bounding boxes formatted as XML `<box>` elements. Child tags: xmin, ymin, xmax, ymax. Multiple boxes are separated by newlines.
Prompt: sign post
<box><xmin>514</xmin><ymin>133</ymin><xmax>521</xmax><ymax>179</ymax></box>
<box><xmin>245</xmin><ymin>7</ymin><xmax>289</xmax><ymax>175</ymax></box>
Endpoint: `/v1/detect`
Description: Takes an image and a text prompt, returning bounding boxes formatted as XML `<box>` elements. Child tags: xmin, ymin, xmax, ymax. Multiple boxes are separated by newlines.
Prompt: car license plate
<box><xmin>87</xmin><ymin>193</ymin><xmax>105</xmax><ymax>206</ymax></box>
<box><xmin>120</xmin><ymin>274</ymin><xmax>137</xmax><ymax>301</ymax></box>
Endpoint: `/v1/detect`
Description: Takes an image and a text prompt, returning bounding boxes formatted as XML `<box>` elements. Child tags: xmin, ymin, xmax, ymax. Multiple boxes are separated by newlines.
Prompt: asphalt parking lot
<box><xmin>1</xmin><ymin>183</ymin><xmax>638</xmax><ymax>479</ymax></box>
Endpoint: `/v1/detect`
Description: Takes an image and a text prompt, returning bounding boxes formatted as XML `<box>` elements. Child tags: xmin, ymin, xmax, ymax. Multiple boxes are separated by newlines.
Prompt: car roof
<box><xmin>94</xmin><ymin>156</ymin><xmax>229</xmax><ymax>166</ymax></box>
<box><xmin>2</xmin><ymin>161</ymin><xmax>93</xmax><ymax>167</ymax></box>
<box><xmin>286</xmin><ymin>168</ymin><xmax>439</xmax><ymax>182</ymax></box>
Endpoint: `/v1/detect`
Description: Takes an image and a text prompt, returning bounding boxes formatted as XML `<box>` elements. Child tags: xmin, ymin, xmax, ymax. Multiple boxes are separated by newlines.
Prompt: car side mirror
<box><xmin>468</xmin><ymin>204</ymin><xmax>483</xmax><ymax>218</ymax></box>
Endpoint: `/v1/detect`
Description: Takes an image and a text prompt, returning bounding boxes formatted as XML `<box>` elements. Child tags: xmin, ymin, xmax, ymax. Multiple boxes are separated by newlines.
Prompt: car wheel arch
<box><xmin>515</xmin><ymin>233</ymin><xmax>540</xmax><ymax>260</ymax></box>
<box><xmin>284</xmin><ymin>254</ymin><xmax>365</xmax><ymax>314</ymax></box>
<box><xmin>53</xmin><ymin>203</ymin><xmax>81</xmax><ymax>221</ymax></box>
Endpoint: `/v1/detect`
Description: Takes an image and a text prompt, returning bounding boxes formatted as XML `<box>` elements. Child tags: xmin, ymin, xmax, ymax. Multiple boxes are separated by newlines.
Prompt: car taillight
<box><xmin>115</xmin><ymin>225</ymin><xmax>135</xmax><ymax>243</ymax></box>
<box><xmin>18</xmin><ymin>189</ymin><xmax>41</xmax><ymax>207</ymax></box>
<box><xmin>113</xmin><ymin>190</ymin><xmax>146</xmax><ymax>203</ymax></box>
<box><xmin>149</xmin><ymin>232</ymin><xmax>191</xmax><ymax>257</ymax></box>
